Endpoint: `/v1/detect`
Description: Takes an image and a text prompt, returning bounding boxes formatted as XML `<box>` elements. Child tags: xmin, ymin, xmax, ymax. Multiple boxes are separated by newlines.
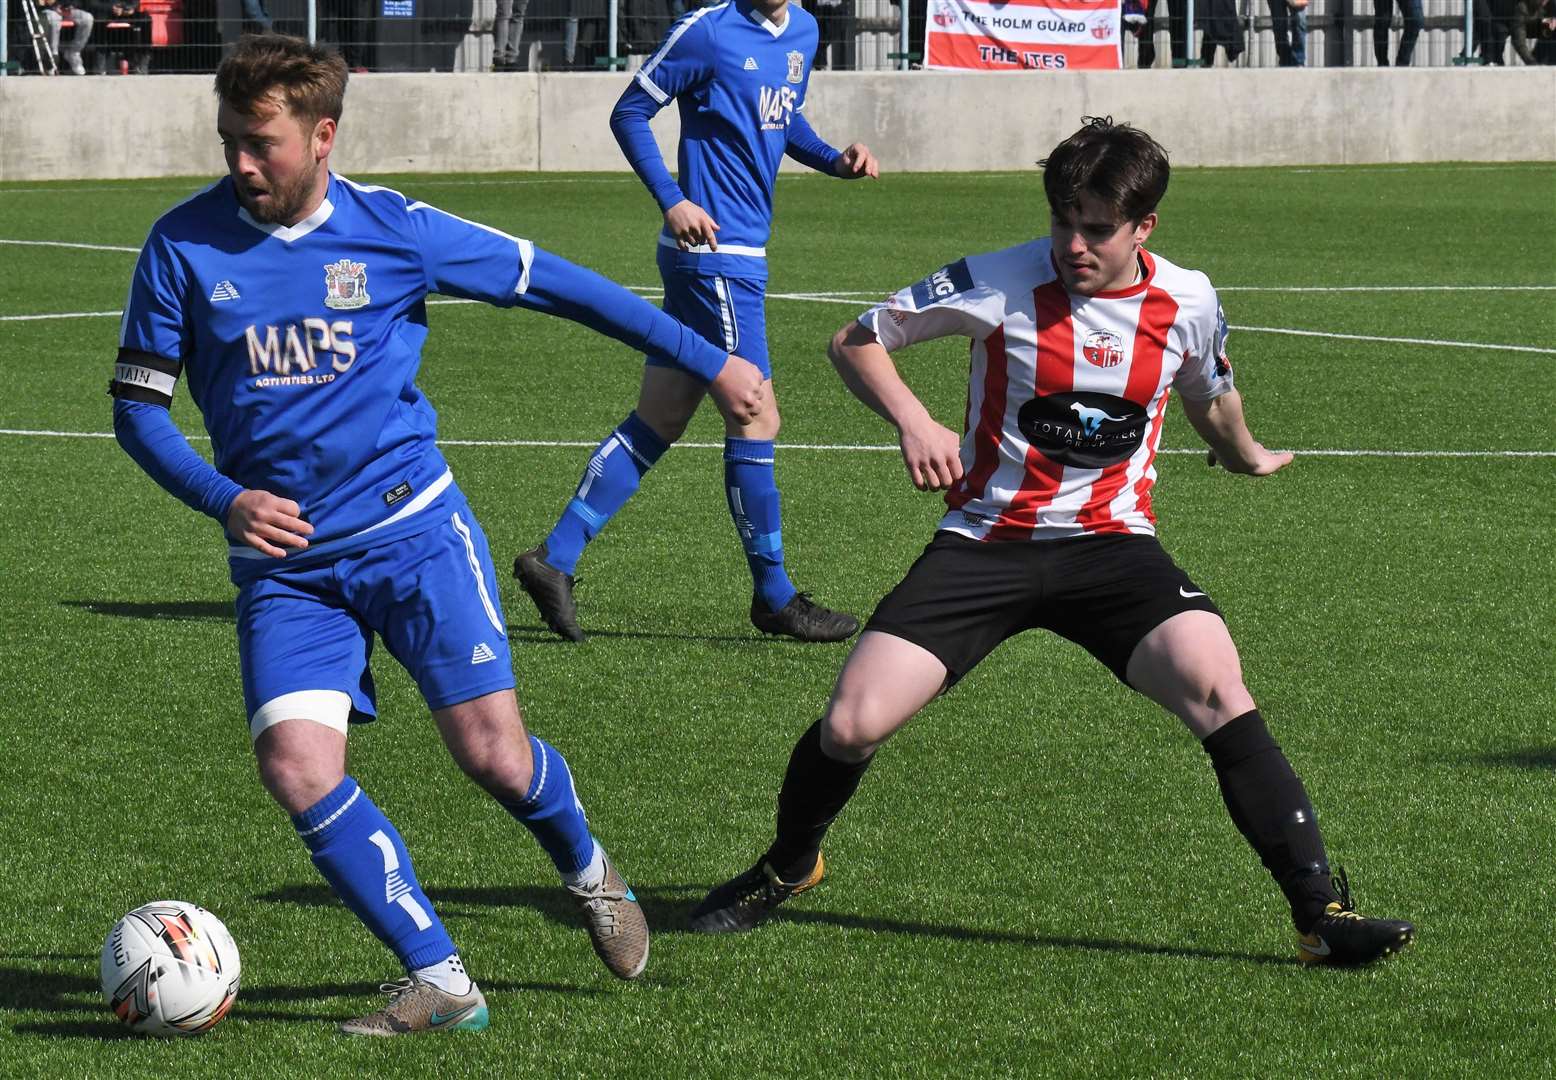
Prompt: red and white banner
<box><xmin>924</xmin><ymin>0</ymin><xmax>1123</xmax><ymax>71</ymax></box>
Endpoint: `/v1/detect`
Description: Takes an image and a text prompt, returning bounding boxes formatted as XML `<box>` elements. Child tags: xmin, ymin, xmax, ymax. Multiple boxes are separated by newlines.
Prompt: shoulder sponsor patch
<box><xmin>908</xmin><ymin>259</ymin><xmax>975</xmax><ymax>310</ymax></box>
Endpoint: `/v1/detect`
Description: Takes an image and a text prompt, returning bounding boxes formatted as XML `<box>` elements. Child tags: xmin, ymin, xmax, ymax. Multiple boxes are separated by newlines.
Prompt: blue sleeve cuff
<box><xmin>518</xmin><ymin>248</ymin><xmax>727</xmax><ymax>383</ymax></box>
<box><xmin>113</xmin><ymin>399</ymin><xmax>243</xmax><ymax>523</ymax></box>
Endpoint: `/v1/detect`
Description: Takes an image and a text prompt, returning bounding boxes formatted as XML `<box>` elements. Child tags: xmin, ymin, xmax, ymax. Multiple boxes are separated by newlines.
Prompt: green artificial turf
<box><xmin>1</xmin><ymin>162</ymin><xmax>1553</xmax><ymax>1078</ymax></box>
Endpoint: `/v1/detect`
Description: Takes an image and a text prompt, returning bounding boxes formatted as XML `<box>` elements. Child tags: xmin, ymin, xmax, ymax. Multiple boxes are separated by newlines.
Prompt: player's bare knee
<box><xmin>822</xmin><ymin>695</ymin><xmax>890</xmax><ymax>760</ymax></box>
<box><xmin>250</xmin><ymin>694</ymin><xmax>350</xmax><ymax>813</ymax></box>
<box><xmin>456</xmin><ymin>743</ymin><xmax>533</xmax><ymax>802</ymax></box>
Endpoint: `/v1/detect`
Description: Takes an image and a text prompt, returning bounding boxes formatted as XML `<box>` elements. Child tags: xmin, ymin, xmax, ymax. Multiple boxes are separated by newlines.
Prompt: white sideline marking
<box><xmin>3</xmin><ymin>428</ymin><xmax>1550</xmax><ymax>457</ymax></box>
<box><xmin>0</xmin><ymin>178</ymin><xmax>641</xmax><ymax>196</ymax></box>
<box><xmin>0</xmin><ymin>239</ymin><xmax>141</xmax><ymax>253</ymax></box>
<box><xmin>1233</xmin><ymin>325</ymin><xmax>1556</xmax><ymax>355</ymax></box>
<box><xmin>4</xmin><ymin>252</ymin><xmax>1552</xmax><ymax>354</ymax></box>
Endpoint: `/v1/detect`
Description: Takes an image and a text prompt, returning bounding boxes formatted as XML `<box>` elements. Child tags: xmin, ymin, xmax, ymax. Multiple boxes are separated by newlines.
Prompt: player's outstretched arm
<box><xmin>829</xmin><ymin>321</ymin><xmax>962</xmax><ymax>491</ymax></box>
<box><xmin>1180</xmin><ymin>389</ymin><xmax>1293</xmax><ymax>476</ymax></box>
<box><xmin>517</xmin><ymin>247</ymin><xmax>733</xmax><ymax>384</ymax></box>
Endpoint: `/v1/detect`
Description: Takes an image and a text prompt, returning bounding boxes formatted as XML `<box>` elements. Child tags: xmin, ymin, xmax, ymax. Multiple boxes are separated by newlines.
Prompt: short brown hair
<box><xmin>215</xmin><ymin>33</ymin><xmax>348</xmax><ymax>127</ymax></box>
<box><xmin>1039</xmin><ymin>117</ymin><xmax>1170</xmax><ymax>224</ymax></box>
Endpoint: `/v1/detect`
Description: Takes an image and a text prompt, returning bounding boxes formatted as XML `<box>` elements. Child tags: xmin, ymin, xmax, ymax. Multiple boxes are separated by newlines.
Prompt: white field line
<box><xmin>4</xmin><ymin>266</ymin><xmax>1553</xmax><ymax>354</ymax></box>
<box><xmin>3</xmin><ymin>428</ymin><xmax>1550</xmax><ymax>457</ymax></box>
<box><xmin>0</xmin><ymin>178</ymin><xmax>642</xmax><ymax>196</ymax></box>
<box><xmin>0</xmin><ymin>239</ymin><xmax>141</xmax><ymax>253</ymax></box>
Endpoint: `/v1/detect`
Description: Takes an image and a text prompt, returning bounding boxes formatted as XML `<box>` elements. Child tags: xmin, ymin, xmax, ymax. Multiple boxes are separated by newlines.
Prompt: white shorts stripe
<box><xmin>714</xmin><ymin>276</ymin><xmax>738</xmax><ymax>353</ymax></box>
<box><xmin>250</xmin><ymin>689</ymin><xmax>352</xmax><ymax>743</ymax></box>
<box><xmin>451</xmin><ymin>511</ymin><xmax>506</xmax><ymax>635</ymax></box>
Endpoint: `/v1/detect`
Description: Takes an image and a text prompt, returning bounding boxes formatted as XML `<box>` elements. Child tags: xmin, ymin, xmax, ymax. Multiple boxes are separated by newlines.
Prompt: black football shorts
<box><xmin>864</xmin><ymin>530</ymin><xmax>1223</xmax><ymax>687</ymax></box>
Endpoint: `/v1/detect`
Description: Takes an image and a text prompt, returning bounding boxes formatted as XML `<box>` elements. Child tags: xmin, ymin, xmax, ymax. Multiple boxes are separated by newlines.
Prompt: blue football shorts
<box><xmin>236</xmin><ymin>499</ymin><xmax>515</xmax><ymax>741</ymax></box>
<box><xmin>645</xmin><ymin>251</ymin><xmax>771</xmax><ymax>379</ymax></box>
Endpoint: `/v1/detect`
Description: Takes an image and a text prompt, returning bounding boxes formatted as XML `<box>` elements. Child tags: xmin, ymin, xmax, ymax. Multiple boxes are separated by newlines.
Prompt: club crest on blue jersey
<box><xmin>324</xmin><ymin>258</ymin><xmax>371</xmax><ymax>310</ymax></box>
<box><xmin>786</xmin><ymin>50</ymin><xmax>804</xmax><ymax>83</ymax></box>
<box><xmin>1083</xmin><ymin>328</ymin><xmax>1125</xmax><ymax>368</ymax></box>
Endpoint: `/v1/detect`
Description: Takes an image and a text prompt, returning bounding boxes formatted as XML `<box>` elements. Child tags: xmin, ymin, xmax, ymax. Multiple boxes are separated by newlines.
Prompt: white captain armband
<box><xmin>108</xmin><ymin>348</ymin><xmax>182</xmax><ymax>408</ymax></box>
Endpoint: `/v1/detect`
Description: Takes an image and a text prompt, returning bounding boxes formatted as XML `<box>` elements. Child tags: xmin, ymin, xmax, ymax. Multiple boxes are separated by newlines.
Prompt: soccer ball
<box><xmin>100</xmin><ymin>901</ymin><xmax>241</xmax><ymax>1037</ymax></box>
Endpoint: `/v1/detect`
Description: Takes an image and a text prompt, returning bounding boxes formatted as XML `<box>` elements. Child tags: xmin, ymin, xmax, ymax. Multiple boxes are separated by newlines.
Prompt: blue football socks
<box><xmin>292</xmin><ymin>777</ymin><xmax>457</xmax><ymax>972</ymax></box>
<box><xmin>725</xmin><ymin>437</ymin><xmax>797</xmax><ymax>612</ymax></box>
<box><xmin>500</xmin><ymin>735</ymin><xmax>598</xmax><ymax>879</ymax></box>
<box><xmin>543</xmin><ymin>412</ymin><xmax>668</xmax><ymax>575</ymax></box>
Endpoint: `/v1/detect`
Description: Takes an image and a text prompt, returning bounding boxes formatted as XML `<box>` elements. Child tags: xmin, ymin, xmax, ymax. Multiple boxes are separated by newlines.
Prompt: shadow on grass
<box><xmin>255</xmin><ymin>885</ymin><xmax>1290</xmax><ymax>968</ymax></box>
<box><xmin>1471</xmin><ymin>746</ymin><xmax>1556</xmax><ymax>770</ymax></box>
<box><xmin>0</xmin><ymin>956</ymin><xmax>602</xmax><ymax>1040</ymax></box>
<box><xmin>62</xmin><ymin>599</ymin><xmax>234</xmax><ymax>622</ymax></box>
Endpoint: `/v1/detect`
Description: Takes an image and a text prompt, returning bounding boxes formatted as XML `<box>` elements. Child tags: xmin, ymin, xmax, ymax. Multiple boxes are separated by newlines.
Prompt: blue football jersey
<box><xmin>631</xmin><ymin>0</ymin><xmax>825</xmax><ymax>276</ymax></box>
<box><xmin>113</xmin><ymin>174</ymin><xmax>721</xmax><ymax>583</ymax></box>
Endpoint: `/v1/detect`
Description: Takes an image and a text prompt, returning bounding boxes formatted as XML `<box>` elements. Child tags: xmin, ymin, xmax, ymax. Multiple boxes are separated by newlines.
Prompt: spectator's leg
<box><xmin>564</xmin><ymin>16</ymin><xmax>579</xmax><ymax>65</ymax></box>
<box><xmin>42</xmin><ymin>9</ymin><xmax>63</xmax><ymax>62</ymax></box>
<box><xmin>1167</xmin><ymin>0</ymin><xmax>1188</xmax><ymax>64</ymax></box>
<box><xmin>1136</xmin><ymin>0</ymin><xmax>1159</xmax><ymax>65</ymax></box>
<box><xmin>511</xmin><ymin>0</ymin><xmax>531</xmax><ymax>67</ymax></box>
<box><xmin>131</xmin><ymin>11</ymin><xmax>150</xmax><ymax>73</ymax></box>
<box><xmin>1269</xmin><ymin>0</ymin><xmax>1293</xmax><ymax>63</ymax></box>
<box><xmin>241</xmin><ymin>0</ymin><xmax>274</xmax><ymax>31</ymax></box>
<box><xmin>63</xmin><ymin>8</ymin><xmax>93</xmax><ymax>74</ymax></box>
<box><xmin>1396</xmin><ymin>0</ymin><xmax>1422</xmax><ymax>62</ymax></box>
<box><xmin>1291</xmin><ymin>6</ymin><xmax>1308</xmax><ymax>64</ymax></box>
<box><xmin>1373</xmin><ymin>0</ymin><xmax>1392</xmax><ymax>64</ymax></box>
<box><xmin>494</xmin><ymin>0</ymin><xmax>514</xmax><ymax>65</ymax></box>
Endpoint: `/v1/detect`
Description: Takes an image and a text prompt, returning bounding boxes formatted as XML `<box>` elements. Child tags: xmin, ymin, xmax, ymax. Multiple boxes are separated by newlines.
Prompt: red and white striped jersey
<box><xmin>859</xmin><ymin>238</ymin><xmax>1235</xmax><ymax>542</ymax></box>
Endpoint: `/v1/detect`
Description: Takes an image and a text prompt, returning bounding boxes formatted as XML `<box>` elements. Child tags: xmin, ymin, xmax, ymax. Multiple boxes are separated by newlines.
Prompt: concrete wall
<box><xmin>2</xmin><ymin>67</ymin><xmax>1552</xmax><ymax>181</ymax></box>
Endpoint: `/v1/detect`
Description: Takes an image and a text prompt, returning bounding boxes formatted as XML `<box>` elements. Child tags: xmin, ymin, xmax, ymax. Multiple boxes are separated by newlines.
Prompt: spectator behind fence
<box><xmin>493</xmin><ymin>0</ymin><xmax>529</xmax><ymax>68</ymax></box>
<box><xmin>564</xmin><ymin>0</ymin><xmax>610</xmax><ymax>69</ymax></box>
<box><xmin>321</xmin><ymin>0</ymin><xmax>372</xmax><ymax>69</ymax></box>
<box><xmin>1197</xmin><ymin>0</ymin><xmax>1243</xmax><ymax>64</ymax></box>
<box><xmin>1373</xmin><ymin>0</ymin><xmax>1422</xmax><ymax>65</ymax></box>
<box><xmin>623</xmin><ymin>0</ymin><xmax>674</xmax><ymax>56</ymax></box>
<box><xmin>242</xmin><ymin>0</ymin><xmax>274</xmax><ymax>32</ymax></box>
<box><xmin>1474</xmin><ymin>0</ymin><xmax>1518</xmax><ymax>61</ymax></box>
<box><xmin>93</xmin><ymin>0</ymin><xmax>151</xmax><ymax>73</ymax></box>
<box><xmin>1268</xmin><ymin>0</ymin><xmax>1307</xmax><ymax>66</ymax></box>
<box><xmin>39</xmin><ymin>0</ymin><xmax>95</xmax><ymax>74</ymax></box>
<box><xmin>1513</xmin><ymin>0</ymin><xmax>1556</xmax><ymax>61</ymax></box>
<box><xmin>811</xmin><ymin>0</ymin><xmax>846</xmax><ymax>69</ymax></box>
<box><xmin>1136</xmin><ymin>0</ymin><xmax>1188</xmax><ymax>67</ymax></box>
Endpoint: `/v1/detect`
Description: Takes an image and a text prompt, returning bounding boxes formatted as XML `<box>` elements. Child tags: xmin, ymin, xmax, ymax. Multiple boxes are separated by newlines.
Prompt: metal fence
<box><xmin>3</xmin><ymin>0</ymin><xmax>1549</xmax><ymax>75</ymax></box>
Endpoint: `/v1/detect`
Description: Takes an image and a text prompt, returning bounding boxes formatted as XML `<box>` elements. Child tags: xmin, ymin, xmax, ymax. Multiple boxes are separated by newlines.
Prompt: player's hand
<box><xmin>834</xmin><ymin>143</ymin><xmax>879</xmax><ymax>180</ymax></box>
<box><xmin>708</xmin><ymin>354</ymin><xmax>766</xmax><ymax>426</ymax></box>
<box><xmin>664</xmin><ymin>200</ymin><xmax>720</xmax><ymax>251</ymax></box>
<box><xmin>899</xmin><ymin>419</ymin><xmax>963</xmax><ymax>491</ymax></box>
<box><xmin>227</xmin><ymin>489</ymin><xmax>314</xmax><ymax>558</ymax></box>
<box><xmin>1206</xmin><ymin>445</ymin><xmax>1293</xmax><ymax>476</ymax></box>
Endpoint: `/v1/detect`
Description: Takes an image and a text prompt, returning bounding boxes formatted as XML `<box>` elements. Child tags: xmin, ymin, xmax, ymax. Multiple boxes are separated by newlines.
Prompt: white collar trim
<box><xmin>746</xmin><ymin>2</ymin><xmax>788</xmax><ymax>35</ymax></box>
<box><xmin>236</xmin><ymin>186</ymin><xmax>335</xmax><ymax>243</ymax></box>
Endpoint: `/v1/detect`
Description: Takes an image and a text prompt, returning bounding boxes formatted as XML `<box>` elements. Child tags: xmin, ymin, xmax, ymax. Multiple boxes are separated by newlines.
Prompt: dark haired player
<box><xmin>689</xmin><ymin>118</ymin><xmax>1415</xmax><ymax>967</ymax></box>
<box><xmin>110</xmin><ymin>33</ymin><xmax>766</xmax><ymax>1034</ymax></box>
<box><xmin>512</xmin><ymin>0</ymin><xmax>879</xmax><ymax>644</ymax></box>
